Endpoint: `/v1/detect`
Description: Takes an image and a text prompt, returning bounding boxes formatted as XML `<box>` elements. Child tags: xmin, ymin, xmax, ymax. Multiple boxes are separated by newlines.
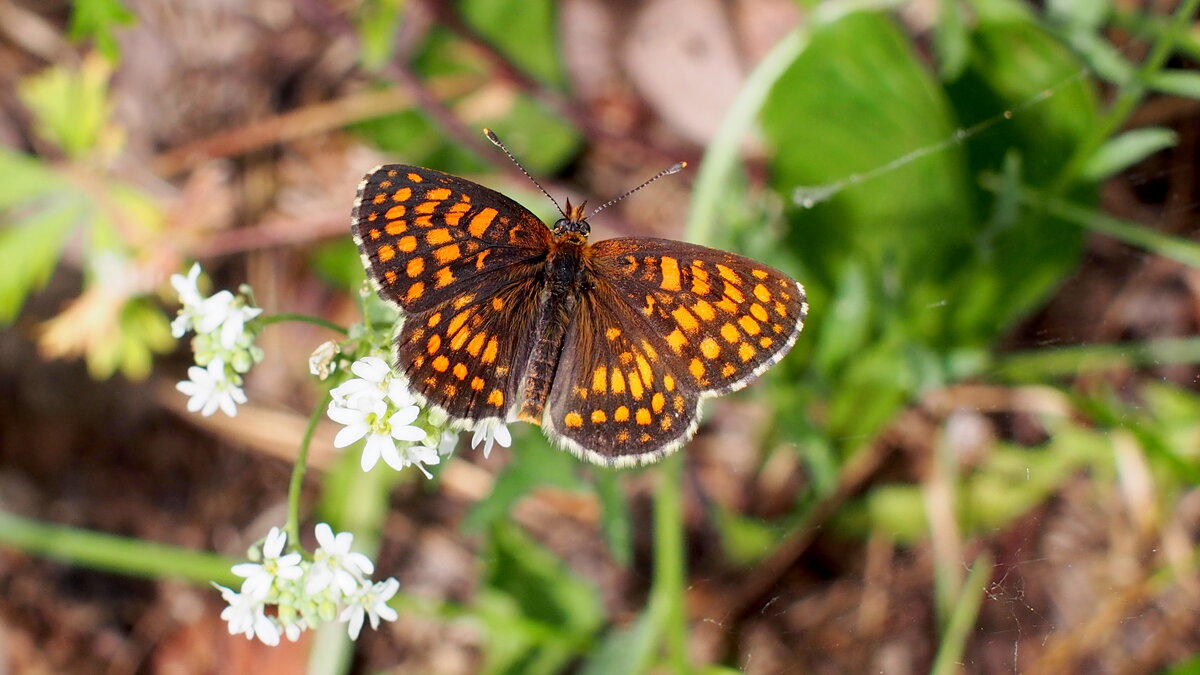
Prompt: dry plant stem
<box><xmin>153</xmin><ymin>78</ymin><xmax>481</xmax><ymax>175</ymax></box>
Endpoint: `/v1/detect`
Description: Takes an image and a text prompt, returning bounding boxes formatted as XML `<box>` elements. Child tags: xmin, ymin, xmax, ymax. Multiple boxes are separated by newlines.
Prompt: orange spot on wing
<box><xmin>667</xmin><ymin>329</ymin><xmax>688</xmax><ymax>353</ymax></box>
<box><xmin>738</xmin><ymin>343</ymin><xmax>756</xmax><ymax>362</ymax></box>
<box><xmin>415</xmin><ymin>201</ymin><xmax>437</xmax><ymax>214</ymax></box>
<box><xmin>692</xmin><ymin>300</ymin><xmax>715</xmax><ymax>321</ymax></box>
<box><xmin>397</xmin><ymin>236</ymin><xmax>417</xmax><ymax>252</ymax></box>
<box><xmin>722</xmin><ymin>364</ymin><xmax>736</xmax><ymax>377</ymax></box>
<box><xmin>663</xmin><ymin>374</ymin><xmax>676</xmax><ymax>391</ymax></box>
<box><xmin>651</xmin><ymin>393</ymin><xmax>665</xmax><ymax>413</ymax></box>
<box><xmin>715</xmin><ymin>297</ymin><xmax>738</xmax><ymax>313</ymax></box>
<box><xmin>432</xmin><ymin>355</ymin><xmax>449</xmax><ymax>372</ymax></box>
<box><xmin>564</xmin><ymin>412</ymin><xmax>583</xmax><ymax>428</ymax></box>
<box><xmin>452</xmin><ymin>362</ymin><xmax>468</xmax><ymax>380</ymax></box>
<box><xmin>700</xmin><ymin>337</ymin><xmax>720</xmax><ymax>360</ymax></box>
<box><xmin>405</xmin><ymin>282</ymin><xmax>425</xmax><ymax>303</ymax></box>
<box><xmin>606</xmin><ymin>327</ymin><xmax>621</xmax><ymax>341</ymax></box>
<box><xmin>377</xmin><ymin>244</ymin><xmax>395</xmax><ymax>262</ymax></box>
<box><xmin>372</xmin><ymin>193</ymin><xmax>386</xmax><ymax>204</ymax></box>
<box><xmin>660</xmin><ymin>256</ymin><xmax>681</xmax><ymax>291</ymax></box>
<box><xmin>450</xmin><ymin>329</ymin><xmax>471</xmax><ymax>350</ymax></box>
<box><xmin>407</xmin><ymin>172</ymin><xmax>423</xmax><ymax>183</ymax></box>
<box><xmin>635</xmin><ymin>355</ymin><xmax>652</xmax><ymax>384</ymax></box>
<box><xmin>466</xmin><ymin>333</ymin><xmax>486</xmax><ymax>357</ymax></box>
<box><xmin>384</xmin><ymin>270</ymin><xmax>397</xmax><ymax>284</ymax></box>
<box><xmin>447</xmin><ymin>311</ymin><xmax>471</xmax><ymax>336</ymax></box>
<box><xmin>611</xmin><ymin>369</ymin><xmax>626</xmax><ymax>394</ymax></box>
<box><xmin>426</xmin><ymin>187</ymin><xmax>451</xmax><ymax>200</ymax></box>
<box><xmin>426</xmin><ymin>228</ymin><xmax>453</xmax><ymax>245</ymax></box>
<box><xmin>474</xmin><ymin>249</ymin><xmax>491</xmax><ymax>270</ymax></box>
<box><xmin>435</xmin><ymin>267</ymin><xmax>456</xmax><ymax>288</ymax></box>
<box><xmin>752</xmin><ymin>269</ymin><xmax>769</xmax><ymax>279</ymax></box>
<box><xmin>754</xmin><ymin>283</ymin><xmax>772</xmax><ymax>302</ymax></box>
<box><xmin>591</xmin><ymin>410</ymin><xmax>607</xmax><ymax>423</ymax></box>
<box><xmin>720</xmin><ymin>323</ymin><xmax>740</xmax><ymax>343</ymax></box>
<box><xmin>672</xmin><ymin>306</ymin><xmax>700</xmax><ymax>333</ymax></box>
<box><xmin>759</xmin><ymin>337</ymin><xmax>774</xmax><ymax>348</ymax></box>
<box><xmin>487</xmin><ymin>389</ymin><xmax>504</xmax><ymax>406</ymax></box>
<box><xmin>724</xmin><ymin>282</ymin><xmax>745</xmax><ymax>303</ymax></box>
<box><xmin>636</xmin><ymin>408</ymin><xmax>651</xmax><ymax>426</ymax></box>
<box><xmin>385</xmin><ymin>220</ymin><xmax>406</xmax><ymax>235</ymax></box>
<box><xmin>392</xmin><ymin>187</ymin><xmax>411</xmax><ymax>202</ymax></box>
<box><xmin>468</xmin><ymin>207</ymin><xmax>498</xmax><ymax>238</ymax></box>
<box><xmin>614</xmin><ymin>406</ymin><xmax>630</xmax><ymax>422</ymax></box>
<box><xmin>482</xmin><ymin>337</ymin><xmax>499</xmax><ymax>364</ymax></box>
<box><xmin>426</xmin><ymin>334</ymin><xmax>442</xmax><ymax>354</ymax></box>
<box><xmin>689</xmin><ymin>358</ymin><xmax>706</xmax><ymax>381</ymax></box>
<box><xmin>739</xmin><ymin>315</ymin><xmax>761</xmax><ymax>335</ymax></box>
<box><xmin>471</xmin><ymin>376</ymin><xmax>485</xmax><ymax>391</ymax></box>
<box><xmin>491</xmin><ymin>297</ymin><xmax>504</xmax><ymax>310</ymax></box>
<box><xmin>628</xmin><ymin>370</ymin><xmax>644</xmax><ymax>400</ymax></box>
<box><xmin>716</xmin><ymin>264</ymin><xmax>740</xmax><ymax>283</ymax></box>
<box><xmin>434</xmin><ymin>244</ymin><xmax>461</xmax><ymax>264</ymax></box>
<box><xmin>427</xmin><ymin>312</ymin><xmax>441</xmax><ymax>327</ymax></box>
<box><xmin>385</xmin><ymin>205</ymin><xmax>406</xmax><ymax>219</ymax></box>
<box><xmin>750</xmin><ymin>303</ymin><xmax>769</xmax><ymax>321</ymax></box>
<box><xmin>592</xmin><ymin>367</ymin><xmax>607</xmax><ymax>393</ymax></box>
<box><xmin>406</xmin><ymin>257</ymin><xmax>424</xmax><ymax>277</ymax></box>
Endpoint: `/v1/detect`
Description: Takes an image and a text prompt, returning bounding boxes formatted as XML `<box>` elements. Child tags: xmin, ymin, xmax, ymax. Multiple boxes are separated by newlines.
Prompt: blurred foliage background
<box><xmin>3</xmin><ymin>0</ymin><xmax>1200</xmax><ymax>672</ymax></box>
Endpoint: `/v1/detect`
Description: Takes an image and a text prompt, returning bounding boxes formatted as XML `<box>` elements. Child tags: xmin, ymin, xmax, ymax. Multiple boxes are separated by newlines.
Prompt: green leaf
<box><xmin>1147</xmin><ymin>69</ymin><xmax>1200</xmax><ymax>99</ymax></box>
<box><xmin>591</xmin><ymin>470</ymin><xmax>632</xmax><ymax>566</ymax></box>
<box><xmin>1047</xmin><ymin>0</ymin><xmax>1112</xmax><ymax>32</ymax></box>
<box><xmin>578</xmin><ymin>609</ymin><xmax>658</xmax><ymax>675</ymax></box>
<box><xmin>458</xmin><ymin>0</ymin><xmax>564</xmax><ymax>87</ymax></box>
<box><xmin>355</xmin><ymin>0</ymin><xmax>405</xmax><ymax>70</ymax></box>
<box><xmin>710</xmin><ymin>504</ymin><xmax>780</xmax><ymax>565</ymax></box>
<box><xmin>1080</xmin><ymin>126</ymin><xmax>1178</xmax><ymax>180</ymax></box>
<box><xmin>0</xmin><ymin>202</ymin><xmax>82</xmax><ymax>323</ymax></box>
<box><xmin>480</xmin><ymin>522</ymin><xmax>604</xmax><ymax>675</ymax></box>
<box><xmin>0</xmin><ymin>148</ymin><xmax>59</xmax><ymax>210</ymax></box>
<box><xmin>935</xmin><ymin>0</ymin><xmax>970</xmax><ymax>79</ymax></box>
<box><xmin>68</xmin><ymin>0</ymin><xmax>135</xmax><ymax>61</ymax></box>
<box><xmin>18</xmin><ymin>55</ymin><xmax>118</xmax><ymax>159</ymax></box>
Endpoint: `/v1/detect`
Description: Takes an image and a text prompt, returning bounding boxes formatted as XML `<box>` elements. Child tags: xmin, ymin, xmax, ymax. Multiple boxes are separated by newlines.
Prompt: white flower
<box><xmin>215</xmin><ymin>583</ymin><xmax>280</xmax><ymax>646</ymax></box>
<box><xmin>218</xmin><ymin>302</ymin><xmax>264</xmax><ymax>350</ymax></box>
<box><xmin>340</xmin><ymin>578</ymin><xmax>400</xmax><ymax>640</ymax></box>
<box><xmin>437</xmin><ymin>431</ymin><xmax>459</xmax><ymax>457</ymax></box>
<box><xmin>330</xmin><ymin>356</ymin><xmax>391</xmax><ymax>408</ymax></box>
<box><xmin>176</xmin><ymin>358</ymin><xmax>247</xmax><ymax>417</ymax></box>
<box><xmin>170</xmin><ymin>263</ymin><xmax>205</xmax><ymax>337</ymax></box>
<box><xmin>194</xmin><ymin>290</ymin><xmax>235</xmax><ymax>336</ymax></box>
<box><xmin>306</xmin><ymin>523</ymin><xmax>375</xmax><ymax>597</ymax></box>
<box><xmin>328</xmin><ymin>396</ymin><xmax>427</xmax><ymax>472</ymax></box>
<box><xmin>309</xmin><ymin>341</ymin><xmax>341</xmax><ymax>379</ymax></box>
<box><xmin>231</xmin><ymin>527</ymin><xmax>304</xmax><ymax>600</ymax></box>
<box><xmin>471</xmin><ymin>419</ymin><xmax>512</xmax><ymax>459</ymax></box>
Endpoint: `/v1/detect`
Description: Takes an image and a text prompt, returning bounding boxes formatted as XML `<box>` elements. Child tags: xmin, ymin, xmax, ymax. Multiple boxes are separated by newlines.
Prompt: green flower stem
<box><xmin>980</xmin><ymin>176</ymin><xmax>1200</xmax><ymax>268</ymax></box>
<box><xmin>996</xmin><ymin>336</ymin><xmax>1200</xmax><ymax>380</ymax></box>
<box><xmin>0</xmin><ymin>509</ymin><xmax>239</xmax><ymax>587</ymax></box>
<box><xmin>930</xmin><ymin>552</ymin><xmax>993</xmax><ymax>675</ymax></box>
<box><xmin>260</xmin><ymin>312</ymin><xmax>349</xmax><ymax>335</ymax></box>
<box><xmin>1055</xmin><ymin>0</ymin><xmax>1200</xmax><ymax>188</ymax></box>
<box><xmin>285</xmin><ymin>385</ymin><xmax>334</xmax><ymax>546</ymax></box>
<box><xmin>651</xmin><ymin>453</ymin><xmax>688</xmax><ymax>673</ymax></box>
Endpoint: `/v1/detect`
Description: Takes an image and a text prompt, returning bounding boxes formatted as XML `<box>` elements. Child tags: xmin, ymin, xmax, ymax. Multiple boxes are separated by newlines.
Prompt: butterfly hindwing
<box><xmin>352</xmin><ymin>165</ymin><xmax>553</xmax><ymax>314</ymax></box>
<box><xmin>543</xmin><ymin>281</ymin><xmax>702</xmax><ymax>466</ymax></box>
<box><xmin>395</xmin><ymin>269</ymin><xmax>544</xmax><ymax>425</ymax></box>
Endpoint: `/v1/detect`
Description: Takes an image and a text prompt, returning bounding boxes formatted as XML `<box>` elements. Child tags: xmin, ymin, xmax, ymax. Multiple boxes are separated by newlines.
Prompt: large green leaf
<box><xmin>0</xmin><ymin>201</ymin><xmax>82</xmax><ymax>323</ymax></box>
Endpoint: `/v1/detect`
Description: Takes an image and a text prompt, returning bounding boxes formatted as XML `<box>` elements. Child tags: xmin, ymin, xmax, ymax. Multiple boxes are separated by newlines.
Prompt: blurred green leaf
<box><xmin>68</xmin><ymin>0</ymin><xmax>135</xmax><ymax>61</ymax></box>
<box><xmin>458</xmin><ymin>0</ymin><xmax>564</xmax><ymax>87</ymax></box>
<box><xmin>0</xmin><ymin>148</ymin><xmax>59</xmax><ymax>210</ymax></box>
<box><xmin>87</xmin><ymin>297</ymin><xmax>174</xmax><ymax>379</ymax></box>
<box><xmin>579</xmin><ymin>608</ymin><xmax>658</xmax><ymax>675</ymax></box>
<box><xmin>710</xmin><ymin>504</ymin><xmax>780</xmax><ymax>565</ymax></box>
<box><xmin>355</xmin><ymin>0</ymin><xmax>405</xmax><ymax>70</ymax></box>
<box><xmin>935</xmin><ymin>0</ymin><xmax>970</xmax><ymax>79</ymax></box>
<box><xmin>0</xmin><ymin>201</ymin><xmax>81</xmax><ymax>323</ymax></box>
<box><xmin>18</xmin><ymin>55</ymin><xmax>121</xmax><ymax>159</ymax></box>
<box><xmin>1080</xmin><ymin>127</ymin><xmax>1177</xmax><ymax>180</ymax></box>
<box><xmin>480</xmin><ymin>522</ymin><xmax>603</xmax><ymax>675</ymax></box>
<box><xmin>1047</xmin><ymin>0</ymin><xmax>1113</xmax><ymax>31</ymax></box>
<box><xmin>1147</xmin><ymin>69</ymin><xmax>1200</xmax><ymax>99</ymax></box>
<box><xmin>591</xmin><ymin>470</ymin><xmax>632</xmax><ymax>567</ymax></box>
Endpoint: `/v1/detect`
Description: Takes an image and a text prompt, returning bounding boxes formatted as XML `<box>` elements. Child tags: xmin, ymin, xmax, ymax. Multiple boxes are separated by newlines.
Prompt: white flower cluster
<box><xmin>215</xmin><ymin>524</ymin><xmax>400</xmax><ymax>644</ymax></box>
<box><xmin>326</xmin><ymin>356</ymin><xmax>512</xmax><ymax>477</ymax></box>
<box><xmin>171</xmin><ymin>263</ymin><xmax>263</xmax><ymax>417</ymax></box>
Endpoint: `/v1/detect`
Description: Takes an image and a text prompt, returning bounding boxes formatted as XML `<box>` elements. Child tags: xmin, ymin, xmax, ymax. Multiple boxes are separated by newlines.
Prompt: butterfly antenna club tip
<box><xmin>587</xmin><ymin>160</ymin><xmax>690</xmax><ymax>219</ymax></box>
<box><xmin>481</xmin><ymin>128</ymin><xmax>567</xmax><ymax>219</ymax></box>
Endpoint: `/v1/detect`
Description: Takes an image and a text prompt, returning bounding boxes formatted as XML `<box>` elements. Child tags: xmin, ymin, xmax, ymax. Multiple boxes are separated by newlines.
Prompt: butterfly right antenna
<box><xmin>483</xmin><ymin>128</ymin><xmax>568</xmax><ymax>220</ymax></box>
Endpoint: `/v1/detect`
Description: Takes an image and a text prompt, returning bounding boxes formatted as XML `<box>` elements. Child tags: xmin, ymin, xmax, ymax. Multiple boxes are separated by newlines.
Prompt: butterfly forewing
<box><xmin>542</xmin><ymin>239</ymin><xmax>806</xmax><ymax>465</ymax></box>
<box><xmin>589</xmin><ymin>238</ymin><xmax>807</xmax><ymax>394</ymax></box>
<box><xmin>352</xmin><ymin>165</ymin><xmax>552</xmax><ymax>314</ymax></box>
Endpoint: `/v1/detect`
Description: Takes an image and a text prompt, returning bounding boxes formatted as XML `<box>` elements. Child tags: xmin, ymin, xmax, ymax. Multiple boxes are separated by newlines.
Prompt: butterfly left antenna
<box><xmin>483</xmin><ymin>128</ymin><xmax>568</xmax><ymax>220</ymax></box>
<box><xmin>586</xmin><ymin>161</ymin><xmax>687</xmax><ymax>220</ymax></box>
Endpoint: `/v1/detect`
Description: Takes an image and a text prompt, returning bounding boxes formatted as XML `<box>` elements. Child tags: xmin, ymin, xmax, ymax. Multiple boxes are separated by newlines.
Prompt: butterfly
<box><xmin>351</xmin><ymin>133</ymin><xmax>807</xmax><ymax>467</ymax></box>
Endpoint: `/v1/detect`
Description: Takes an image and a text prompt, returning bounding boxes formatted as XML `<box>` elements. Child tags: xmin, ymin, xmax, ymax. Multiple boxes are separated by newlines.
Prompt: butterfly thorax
<box><xmin>517</xmin><ymin>218</ymin><xmax>594</xmax><ymax>425</ymax></box>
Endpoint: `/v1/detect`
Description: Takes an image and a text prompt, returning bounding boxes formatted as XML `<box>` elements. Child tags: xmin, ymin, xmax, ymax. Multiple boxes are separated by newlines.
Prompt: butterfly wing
<box><xmin>543</xmin><ymin>238</ymin><xmax>807</xmax><ymax>465</ymax></box>
<box><xmin>352</xmin><ymin>165</ymin><xmax>552</xmax><ymax>425</ymax></box>
<box><xmin>395</xmin><ymin>271</ymin><xmax>543</xmax><ymax>425</ymax></box>
<box><xmin>351</xmin><ymin>165</ymin><xmax>552</xmax><ymax>314</ymax></box>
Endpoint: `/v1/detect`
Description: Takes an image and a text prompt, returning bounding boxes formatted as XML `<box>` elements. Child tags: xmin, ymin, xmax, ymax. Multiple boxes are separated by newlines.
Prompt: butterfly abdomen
<box><xmin>518</xmin><ymin>237</ymin><xmax>590</xmax><ymax>425</ymax></box>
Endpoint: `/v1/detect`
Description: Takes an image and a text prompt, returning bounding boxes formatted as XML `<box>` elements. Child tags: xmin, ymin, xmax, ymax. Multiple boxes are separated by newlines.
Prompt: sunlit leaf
<box><xmin>1080</xmin><ymin>126</ymin><xmax>1178</xmax><ymax>180</ymax></box>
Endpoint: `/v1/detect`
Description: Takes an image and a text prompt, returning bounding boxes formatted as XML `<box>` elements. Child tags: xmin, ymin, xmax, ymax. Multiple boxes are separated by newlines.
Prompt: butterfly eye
<box><xmin>552</xmin><ymin>218</ymin><xmax>591</xmax><ymax>236</ymax></box>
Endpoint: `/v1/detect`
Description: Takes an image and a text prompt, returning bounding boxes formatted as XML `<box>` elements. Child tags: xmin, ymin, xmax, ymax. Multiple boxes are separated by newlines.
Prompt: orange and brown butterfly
<box><xmin>350</xmin><ymin>130</ymin><xmax>807</xmax><ymax>467</ymax></box>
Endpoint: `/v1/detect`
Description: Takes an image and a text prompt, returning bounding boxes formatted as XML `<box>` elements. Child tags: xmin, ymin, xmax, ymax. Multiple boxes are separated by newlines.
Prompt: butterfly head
<box><xmin>553</xmin><ymin>198</ymin><xmax>591</xmax><ymax>238</ymax></box>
